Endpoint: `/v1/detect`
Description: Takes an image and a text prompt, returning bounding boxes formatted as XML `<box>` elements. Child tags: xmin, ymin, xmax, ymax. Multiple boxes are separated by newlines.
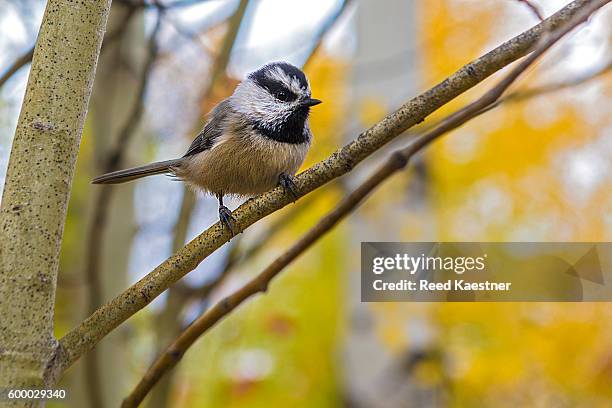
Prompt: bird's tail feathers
<box><xmin>92</xmin><ymin>159</ymin><xmax>182</xmax><ymax>184</ymax></box>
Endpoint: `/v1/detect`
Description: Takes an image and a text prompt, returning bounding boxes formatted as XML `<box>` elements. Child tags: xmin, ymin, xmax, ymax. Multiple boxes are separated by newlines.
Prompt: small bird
<box><xmin>93</xmin><ymin>61</ymin><xmax>321</xmax><ymax>235</ymax></box>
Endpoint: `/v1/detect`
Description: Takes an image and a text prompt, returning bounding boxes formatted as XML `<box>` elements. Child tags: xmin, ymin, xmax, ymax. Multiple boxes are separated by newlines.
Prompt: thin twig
<box><xmin>0</xmin><ymin>2</ymin><xmax>136</xmax><ymax>90</ymax></box>
<box><xmin>57</xmin><ymin>0</ymin><xmax>599</xmax><ymax>373</ymax></box>
<box><xmin>503</xmin><ymin>59</ymin><xmax>612</xmax><ymax>102</ymax></box>
<box><xmin>516</xmin><ymin>0</ymin><xmax>546</xmax><ymax>21</ymax></box>
<box><xmin>0</xmin><ymin>47</ymin><xmax>34</xmax><ymax>88</ymax></box>
<box><xmin>470</xmin><ymin>59</ymin><xmax>612</xmax><ymax>118</ymax></box>
<box><xmin>121</xmin><ymin>2</ymin><xmax>610</xmax><ymax>404</ymax></box>
<box><xmin>163</xmin><ymin>15</ymin><xmax>216</xmax><ymax>55</ymax></box>
<box><xmin>116</xmin><ymin>0</ymin><xmax>213</xmax><ymax>10</ymax></box>
<box><xmin>304</xmin><ymin>0</ymin><xmax>353</xmax><ymax>69</ymax></box>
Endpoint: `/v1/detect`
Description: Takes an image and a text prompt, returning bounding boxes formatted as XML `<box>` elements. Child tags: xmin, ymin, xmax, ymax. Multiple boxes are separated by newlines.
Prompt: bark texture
<box><xmin>0</xmin><ymin>0</ymin><xmax>111</xmax><ymax>395</ymax></box>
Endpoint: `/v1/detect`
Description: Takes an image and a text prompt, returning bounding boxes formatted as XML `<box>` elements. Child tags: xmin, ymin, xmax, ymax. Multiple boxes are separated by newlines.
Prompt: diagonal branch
<box><xmin>117</xmin><ymin>0</ymin><xmax>214</xmax><ymax>8</ymax></box>
<box><xmin>180</xmin><ymin>192</ymin><xmax>320</xmax><ymax>300</ymax></box>
<box><xmin>501</xmin><ymin>59</ymin><xmax>612</xmax><ymax>102</ymax></box>
<box><xmin>0</xmin><ymin>1</ymin><xmax>141</xmax><ymax>91</ymax></box>
<box><xmin>304</xmin><ymin>0</ymin><xmax>354</xmax><ymax>69</ymax></box>
<box><xmin>120</xmin><ymin>2</ymin><xmax>610</xmax><ymax>403</ymax></box>
<box><xmin>57</xmin><ymin>0</ymin><xmax>600</xmax><ymax>373</ymax></box>
<box><xmin>516</xmin><ymin>0</ymin><xmax>546</xmax><ymax>21</ymax></box>
<box><xmin>0</xmin><ymin>46</ymin><xmax>34</xmax><ymax>88</ymax></box>
<box><xmin>469</xmin><ymin>58</ymin><xmax>612</xmax><ymax>118</ymax></box>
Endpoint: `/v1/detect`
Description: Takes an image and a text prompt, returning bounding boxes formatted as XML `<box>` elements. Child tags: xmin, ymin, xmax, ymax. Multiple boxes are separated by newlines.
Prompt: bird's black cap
<box><xmin>249</xmin><ymin>62</ymin><xmax>309</xmax><ymax>93</ymax></box>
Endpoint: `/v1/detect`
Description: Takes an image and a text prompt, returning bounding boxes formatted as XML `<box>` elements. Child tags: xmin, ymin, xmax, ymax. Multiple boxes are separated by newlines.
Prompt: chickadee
<box><xmin>93</xmin><ymin>61</ymin><xmax>321</xmax><ymax>234</ymax></box>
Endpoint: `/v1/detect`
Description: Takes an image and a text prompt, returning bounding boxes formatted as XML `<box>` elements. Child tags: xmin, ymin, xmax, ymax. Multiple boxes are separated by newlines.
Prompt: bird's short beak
<box><xmin>302</xmin><ymin>98</ymin><xmax>322</xmax><ymax>107</ymax></box>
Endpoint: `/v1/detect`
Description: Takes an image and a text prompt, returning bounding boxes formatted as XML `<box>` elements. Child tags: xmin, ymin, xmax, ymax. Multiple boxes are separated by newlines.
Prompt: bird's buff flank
<box><xmin>93</xmin><ymin>62</ymin><xmax>322</xmax><ymax>235</ymax></box>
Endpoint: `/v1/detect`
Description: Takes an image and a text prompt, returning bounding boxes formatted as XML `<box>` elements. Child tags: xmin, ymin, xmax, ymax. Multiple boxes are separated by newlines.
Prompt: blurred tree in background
<box><xmin>363</xmin><ymin>1</ymin><xmax>612</xmax><ymax>407</ymax></box>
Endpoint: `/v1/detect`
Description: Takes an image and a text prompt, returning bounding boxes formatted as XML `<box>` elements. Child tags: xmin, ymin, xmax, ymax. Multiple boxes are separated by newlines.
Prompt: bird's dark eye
<box><xmin>268</xmin><ymin>83</ymin><xmax>296</xmax><ymax>102</ymax></box>
<box><xmin>276</xmin><ymin>90</ymin><xmax>290</xmax><ymax>101</ymax></box>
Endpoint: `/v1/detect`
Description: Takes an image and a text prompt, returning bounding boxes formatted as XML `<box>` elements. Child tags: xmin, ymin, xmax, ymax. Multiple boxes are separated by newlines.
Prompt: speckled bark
<box><xmin>0</xmin><ymin>0</ymin><xmax>111</xmax><ymax>396</ymax></box>
<box><xmin>58</xmin><ymin>0</ymin><xmax>598</xmax><ymax>372</ymax></box>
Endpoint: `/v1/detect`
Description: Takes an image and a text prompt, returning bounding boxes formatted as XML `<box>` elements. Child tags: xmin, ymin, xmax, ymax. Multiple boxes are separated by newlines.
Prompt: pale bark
<box><xmin>0</xmin><ymin>0</ymin><xmax>111</xmax><ymax>397</ymax></box>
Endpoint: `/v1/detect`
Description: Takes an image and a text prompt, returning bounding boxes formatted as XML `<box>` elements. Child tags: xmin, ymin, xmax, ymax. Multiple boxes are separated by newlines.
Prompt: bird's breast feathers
<box><xmin>178</xmin><ymin>127</ymin><xmax>310</xmax><ymax>196</ymax></box>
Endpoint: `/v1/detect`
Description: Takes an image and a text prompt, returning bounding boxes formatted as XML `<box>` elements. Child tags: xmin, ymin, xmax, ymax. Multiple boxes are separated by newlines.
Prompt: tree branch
<box><xmin>115</xmin><ymin>0</ymin><xmax>214</xmax><ymax>10</ymax></box>
<box><xmin>0</xmin><ymin>46</ymin><xmax>34</xmax><ymax>88</ymax></box>
<box><xmin>0</xmin><ymin>1</ymin><xmax>139</xmax><ymax>91</ymax></box>
<box><xmin>121</xmin><ymin>2</ymin><xmax>610</xmax><ymax>402</ymax></box>
<box><xmin>57</xmin><ymin>0</ymin><xmax>600</xmax><ymax>373</ymax></box>
<box><xmin>467</xmin><ymin>58</ymin><xmax>612</xmax><ymax>119</ymax></box>
<box><xmin>405</xmin><ymin>58</ymin><xmax>612</xmax><ymax>137</ymax></box>
<box><xmin>516</xmin><ymin>0</ymin><xmax>546</xmax><ymax>21</ymax></box>
<box><xmin>304</xmin><ymin>0</ymin><xmax>353</xmax><ymax>69</ymax></box>
<box><xmin>181</xmin><ymin>193</ymin><xmax>320</xmax><ymax>300</ymax></box>
<box><xmin>501</xmin><ymin>59</ymin><xmax>612</xmax><ymax>103</ymax></box>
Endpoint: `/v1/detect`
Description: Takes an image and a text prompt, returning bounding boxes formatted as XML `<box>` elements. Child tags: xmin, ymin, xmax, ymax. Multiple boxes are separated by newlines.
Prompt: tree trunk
<box><xmin>345</xmin><ymin>0</ymin><xmax>421</xmax><ymax>405</ymax></box>
<box><xmin>0</xmin><ymin>0</ymin><xmax>111</xmax><ymax>396</ymax></box>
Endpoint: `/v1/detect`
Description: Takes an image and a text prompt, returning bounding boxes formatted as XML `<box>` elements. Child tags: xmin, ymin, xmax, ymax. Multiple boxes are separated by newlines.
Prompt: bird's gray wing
<box><xmin>182</xmin><ymin>98</ymin><xmax>233</xmax><ymax>158</ymax></box>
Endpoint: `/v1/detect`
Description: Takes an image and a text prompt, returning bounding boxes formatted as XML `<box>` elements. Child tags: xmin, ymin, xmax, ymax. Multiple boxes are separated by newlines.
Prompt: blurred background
<box><xmin>1</xmin><ymin>0</ymin><xmax>611</xmax><ymax>406</ymax></box>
